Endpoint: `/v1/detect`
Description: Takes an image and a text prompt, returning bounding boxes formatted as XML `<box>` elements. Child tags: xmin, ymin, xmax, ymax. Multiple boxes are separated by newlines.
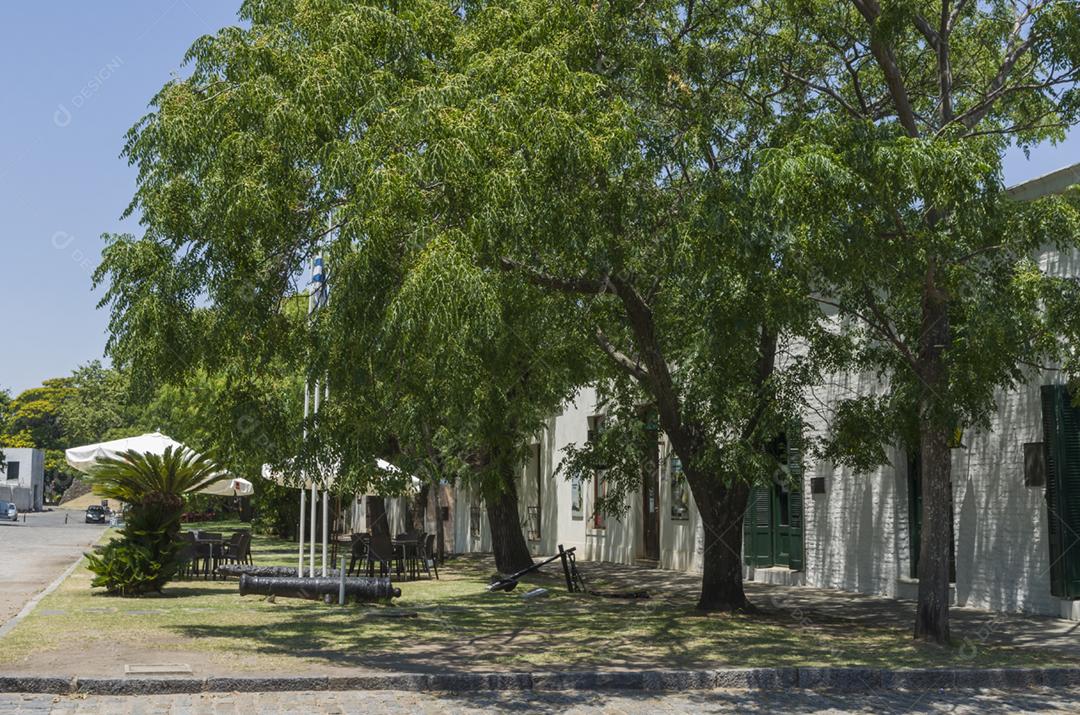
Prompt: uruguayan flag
<box><xmin>309</xmin><ymin>254</ymin><xmax>328</xmax><ymax>313</ymax></box>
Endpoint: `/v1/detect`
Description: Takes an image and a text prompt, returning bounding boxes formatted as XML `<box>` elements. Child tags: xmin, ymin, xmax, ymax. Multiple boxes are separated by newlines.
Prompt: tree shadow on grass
<box><xmin>163</xmin><ymin>578</ymin><xmax>942</xmax><ymax>673</ymax></box>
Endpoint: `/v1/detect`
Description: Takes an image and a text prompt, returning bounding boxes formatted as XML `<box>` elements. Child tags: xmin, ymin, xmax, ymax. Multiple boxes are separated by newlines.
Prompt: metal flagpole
<box><xmin>322</xmin><ymin>478</ymin><xmax>330</xmax><ymax>575</ymax></box>
<box><xmin>310</xmin><ymin>481</ymin><xmax>317</xmax><ymax>577</ymax></box>
<box><xmin>308</xmin><ymin>248</ymin><xmax>326</xmax><ymax>579</ymax></box>
<box><xmin>311</xmin><ymin>378</ymin><xmax>321</xmax><ymax>578</ymax></box>
<box><xmin>298</xmin><ymin>382</ymin><xmax>310</xmax><ymax>577</ymax></box>
<box><xmin>321</xmin><ymin>378</ymin><xmax>330</xmax><ymax>577</ymax></box>
<box><xmin>298</xmin><ymin>487</ymin><xmax>306</xmax><ymax>576</ymax></box>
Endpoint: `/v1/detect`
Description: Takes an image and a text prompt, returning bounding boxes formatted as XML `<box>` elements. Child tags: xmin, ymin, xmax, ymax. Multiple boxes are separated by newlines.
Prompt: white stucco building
<box><xmin>446</xmin><ymin>163</ymin><xmax>1080</xmax><ymax>622</ymax></box>
<box><xmin>0</xmin><ymin>447</ymin><xmax>46</xmax><ymax>511</ymax></box>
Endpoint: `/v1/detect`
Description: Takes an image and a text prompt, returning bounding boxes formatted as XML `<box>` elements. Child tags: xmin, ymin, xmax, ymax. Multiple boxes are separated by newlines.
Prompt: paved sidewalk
<box><xmin>2</xmin><ymin>688</ymin><xmax>1080</xmax><ymax>714</ymax></box>
<box><xmin>0</xmin><ymin>511</ymin><xmax>103</xmax><ymax>627</ymax></box>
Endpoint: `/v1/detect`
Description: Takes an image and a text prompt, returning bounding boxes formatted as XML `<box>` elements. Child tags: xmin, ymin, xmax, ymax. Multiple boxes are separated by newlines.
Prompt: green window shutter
<box><xmin>788</xmin><ymin>490</ymin><xmax>804</xmax><ymax>571</ymax></box>
<box><xmin>1041</xmin><ymin>385</ymin><xmax>1080</xmax><ymax>598</ymax></box>
<box><xmin>743</xmin><ymin>487</ymin><xmax>756</xmax><ymax>561</ymax></box>
<box><xmin>744</xmin><ymin>486</ymin><xmax>773</xmax><ymax>566</ymax></box>
<box><xmin>753</xmin><ymin>486</ymin><xmax>773</xmax><ymax>566</ymax></box>
<box><xmin>786</xmin><ymin>422</ymin><xmax>805</xmax><ymax>572</ymax></box>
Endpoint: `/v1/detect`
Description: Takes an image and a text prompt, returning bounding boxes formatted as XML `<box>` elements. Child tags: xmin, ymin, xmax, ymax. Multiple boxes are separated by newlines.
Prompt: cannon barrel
<box><xmin>220</xmin><ymin>565</ymin><xmax>347</xmax><ymax>579</ymax></box>
<box><xmin>238</xmin><ymin>574</ymin><xmax>401</xmax><ymax>602</ymax></box>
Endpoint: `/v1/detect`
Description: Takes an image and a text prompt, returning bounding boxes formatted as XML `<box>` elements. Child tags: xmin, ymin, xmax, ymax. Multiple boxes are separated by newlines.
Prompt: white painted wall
<box><xmin>549</xmin><ymin>387</ymin><xmax>640</xmax><ymax>566</ymax></box>
<box><xmin>0</xmin><ymin>447</ymin><xmax>45</xmax><ymax>511</ymax></box>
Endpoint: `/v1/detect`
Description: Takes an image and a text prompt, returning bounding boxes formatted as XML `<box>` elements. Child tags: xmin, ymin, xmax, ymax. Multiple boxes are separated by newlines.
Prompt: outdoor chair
<box><xmin>422</xmin><ymin>533</ymin><xmax>439</xmax><ymax>580</ymax></box>
<box><xmin>237</xmin><ymin>531</ymin><xmax>253</xmax><ymax>565</ymax></box>
<box><xmin>409</xmin><ymin>531</ymin><xmax>427</xmax><ymax>580</ymax></box>
<box><xmin>347</xmin><ymin>534</ymin><xmax>370</xmax><ymax>576</ymax></box>
<box><xmin>365</xmin><ymin>532</ymin><xmax>401</xmax><ymax>578</ymax></box>
<box><xmin>176</xmin><ymin>536</ymin><xmax>199</xmax><ymax>579</ymax></box>
<box><xmin>222</xmin><ymin>531</ymin><xmax>252</xmax><ymax>566</ymax></box>
<box><xmin>193</xmin><ymin>540</ymin><xmax>219</xmax><ymax>579</ymax></box>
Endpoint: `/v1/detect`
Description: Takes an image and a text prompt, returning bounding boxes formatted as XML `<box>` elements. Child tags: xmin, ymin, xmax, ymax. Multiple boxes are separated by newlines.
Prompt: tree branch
<box><xmin>593</xmin><ymin>328</ymin><xmax>650</xmax><ymax>383</ymax></box>
<box><xmin>780</xmin><ymin>66</ymin><xmax>865</xmax><ymax>119</ymax></box>
<box><xmin>811</xmin><ymin>294</ymin><xmax>919</xmax><ymax>372</ymax></box>
<box><xmin>849</xmin><ymin>0</ymin><xmax>922</xmax><ymax>137</ymax></box>
<box><xmin>498</xmin><ymin>257</ymin><xmax>612</xmax><ymax>296</ymax></box>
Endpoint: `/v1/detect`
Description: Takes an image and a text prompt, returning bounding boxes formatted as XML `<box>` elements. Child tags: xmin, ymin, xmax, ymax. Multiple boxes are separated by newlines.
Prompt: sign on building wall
<box><xmin>570</xmin><ymin>477</ymin><xmax>583</xmax><ymax>520</ymax></box>
<box><xmin>670</xmin><ymin>457</ymin><xmax>689</xmax><ymax>520</ymax></box>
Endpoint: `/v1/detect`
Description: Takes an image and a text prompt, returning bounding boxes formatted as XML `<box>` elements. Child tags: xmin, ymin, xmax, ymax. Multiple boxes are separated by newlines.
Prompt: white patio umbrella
<box><xmin>65</xmin><ymin>431</ymin><xmax>254</xmax><ymax>496</ymax></box>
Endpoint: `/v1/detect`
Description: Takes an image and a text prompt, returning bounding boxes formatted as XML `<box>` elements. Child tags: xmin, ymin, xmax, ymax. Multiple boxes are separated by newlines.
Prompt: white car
<box><xmin>0</xmin><ymin>501</ymin><xmax>16</xmax><ymax>521</ymax></box>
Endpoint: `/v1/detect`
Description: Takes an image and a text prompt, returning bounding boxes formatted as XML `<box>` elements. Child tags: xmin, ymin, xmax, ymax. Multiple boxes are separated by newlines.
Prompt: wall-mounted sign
<box><xmin>670</xmin><ymin>457</ymin><xmax>689</xmax><ymax>520</ymax></box>
<box><xmin>571</xmin><ymin>476</ymin><xmax>583</xmax><ymax>520</ymax></box>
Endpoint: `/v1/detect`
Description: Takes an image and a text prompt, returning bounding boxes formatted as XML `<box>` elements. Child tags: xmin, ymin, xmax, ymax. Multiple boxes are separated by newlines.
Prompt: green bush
<box><xmin>83</xmin><ymin>447</ymin><xmax>227</xmax><ymax>595</ymax></box>
<box><xmin>86</xmin><ymin>537</ymin><xmax>179</xmax><ymax>596</ymax></box>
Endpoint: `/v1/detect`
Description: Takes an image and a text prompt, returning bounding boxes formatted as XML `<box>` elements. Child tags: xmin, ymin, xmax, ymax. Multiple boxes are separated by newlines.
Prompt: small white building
<box><xmin>0</xmin><ymin>447</ymin><xmax>45</xmax><ymax>511</ymax></box>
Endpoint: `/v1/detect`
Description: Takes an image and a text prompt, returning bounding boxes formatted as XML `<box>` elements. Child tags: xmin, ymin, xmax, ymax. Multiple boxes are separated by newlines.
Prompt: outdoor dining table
<box><xmin>391</xmin><ymin>537</ymin><xmax>420</xmax><ymax>580</ymax></box>
<box><xmin>192</xmin><ymin>535</ymin><xmax>224</xmax><ymax>579</ymax></box>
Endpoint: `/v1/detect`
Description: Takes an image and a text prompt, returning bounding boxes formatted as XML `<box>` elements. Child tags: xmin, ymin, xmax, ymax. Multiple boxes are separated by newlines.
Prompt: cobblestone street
<box><xmin>1</xmin><ymin>689</ymin><xmax>1079</xmax><ymax>714</ymax></box>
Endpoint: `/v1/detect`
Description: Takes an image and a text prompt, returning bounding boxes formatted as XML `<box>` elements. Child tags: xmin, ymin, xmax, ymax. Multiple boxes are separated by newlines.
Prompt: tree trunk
<box><xmin>411</xmin><ymin>482</ymin><xmax>430</xmax><ymax>533</ymax></box>
<box><xmin>365</xmin><ymin>494</ymin><xmax>390</xmax><ymax>539</ymax></box>
<box><xmin>685</xmin><ymin>471</ymin><xmax>752</xmax><ymax>611</ymax></box>
<box><xmin>914</xmin><ymin>270</ymin><xmax>952</xmax><ymax>644</ymax></box>
<box><xmin>484</xmin><ymin>466</ymin><xmax>533</xmax><ymax>574</ymax></box>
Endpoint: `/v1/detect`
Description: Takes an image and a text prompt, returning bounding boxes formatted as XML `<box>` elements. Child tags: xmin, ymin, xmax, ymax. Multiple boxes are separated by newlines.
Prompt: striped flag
<box><xmin>308</xmin><ymin>254</ymin><xmax>327</xmax><ymax>313</ymax></box>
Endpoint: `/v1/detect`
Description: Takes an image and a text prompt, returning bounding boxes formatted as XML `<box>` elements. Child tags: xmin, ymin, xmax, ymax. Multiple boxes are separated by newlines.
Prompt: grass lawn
<box><xmin>0</xmin><ymin>520</ymin><xmax>1073</xmax><ymax>676</ymax></box>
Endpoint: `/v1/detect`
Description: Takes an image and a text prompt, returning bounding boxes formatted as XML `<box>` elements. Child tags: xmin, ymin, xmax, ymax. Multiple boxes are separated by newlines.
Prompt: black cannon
<box><xmin>219</xmin><ymin>564</ymin><xmax>346</xmax><ymax>579</ymax></box>
<box><xmin>238</xmin><ymin>574</ymin><xmax>401</xmax><ymax>603</ymax></box>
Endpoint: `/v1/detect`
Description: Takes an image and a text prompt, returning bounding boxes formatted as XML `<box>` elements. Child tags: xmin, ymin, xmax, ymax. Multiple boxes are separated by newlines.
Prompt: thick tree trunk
<box><xmin>686</xmin><ymin>472</ymin><xmax>752</xmax><ymax>611</ymax></box>
<box><xmin>484</xmin><ymin>467</ymin><xmax>534</xmax><ymax>574</ymax></box>
<box><xmin>365</xmin><ymin>494</ymin><xmax>390</xmax><ymax>539</ymax></box>
<box><xmin>411</xmin><ymin>482</ymin><xmax>430</xmax><ymax>533</ymax></box>
<box><xmin>914</xmin><ymin>269</ymin><xmax>952</xmax><ymax>644</ymax></box>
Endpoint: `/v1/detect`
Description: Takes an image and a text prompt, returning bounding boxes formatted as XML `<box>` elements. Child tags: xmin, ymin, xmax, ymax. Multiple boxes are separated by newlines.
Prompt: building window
<box><xmin>588</xmin><ymin>415</ymin><xmax>607</xmax><ymax>529</ymax></box>
<box><xmin>670</xmin><ymin>457</ymin><xmax>690</xmax><ymax>520</ymax></box>
<box><xmin>526</xmin><ymin>506</ymin><xmax>541</xmax><ymax>541</ymax></box>
<box><xmin>529</xmin><ymin>443</ymin><xmax>541</xmax><ymax>540</ymax></box>
<box><xmin>5</xmin><ymin>462</ymin><xmax>18</xmax><ymax>481</ymax></box>
<box><xmin>469</xmin><ymin>506</ymin><xmax>481</xmax><ymax>538</ymax></box>
<box><xmin>592</xmin><ymin>477</ymin><xmax>607</xmax><ymax>529</ymax></box>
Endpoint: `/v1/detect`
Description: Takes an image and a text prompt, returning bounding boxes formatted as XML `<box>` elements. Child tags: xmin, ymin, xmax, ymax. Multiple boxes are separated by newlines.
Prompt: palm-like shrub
<box><xmin>85</xmin><ymin>447</ymin><xmax>226</xmax><ymax>595</ymax></box>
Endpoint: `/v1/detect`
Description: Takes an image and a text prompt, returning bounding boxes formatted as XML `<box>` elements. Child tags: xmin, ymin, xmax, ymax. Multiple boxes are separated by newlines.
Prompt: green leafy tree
<box><xmin>408</xmin><ymin>0</ymin><xmax>821</xmax><ymax>610</ymax></box>
<box><xmin>94</xmin><ymin>0</ymin><xmax>592</xmax><ymax>575</ymax></box>
<box><xmin>84</xmin><ymin>446</ymin><xmax>226</xmax><ymax>594</ymax></box>
<box><xmin>3</xmin><ymin>378</ymin><xmax>75</xmax><ymax>448</ymax></box>
<box><xmin>755</xmin><ymin>0</ymin><xmax>1080</xmax><ymax>642</ymax></box>
<box><xmin>60</xmin><ymin>361</ymin><xmax>141</xmax><ymax>445</ymax></box>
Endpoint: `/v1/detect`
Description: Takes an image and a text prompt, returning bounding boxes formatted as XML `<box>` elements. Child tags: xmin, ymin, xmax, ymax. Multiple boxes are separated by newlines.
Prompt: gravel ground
<box><xmin>0</xmin><ymin>688</ymin><xmax>1079</xmax><ymax>714</ymax></box>
<box><xmin>0</xmin><ymin>511</ymin><xmax>104</xmax><ymax>627</ymax></box>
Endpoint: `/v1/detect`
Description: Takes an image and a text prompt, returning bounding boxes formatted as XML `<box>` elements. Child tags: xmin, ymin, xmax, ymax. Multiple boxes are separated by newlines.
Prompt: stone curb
<box><xmin>1</xmin><ymin>668</ymin><xmax>1078</xmax><ymax>695</ymax></box>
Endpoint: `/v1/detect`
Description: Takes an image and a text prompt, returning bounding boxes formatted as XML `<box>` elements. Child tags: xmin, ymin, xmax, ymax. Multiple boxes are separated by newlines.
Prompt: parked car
<box><xmin>0</xmin><ymin>501</ymin><xmax>17</xmax><ymax>521</ymax></box>
<box><xmin>85</xmin><ymin>505</ymin><xmax>107</xmax><ymax>524</ymax></box>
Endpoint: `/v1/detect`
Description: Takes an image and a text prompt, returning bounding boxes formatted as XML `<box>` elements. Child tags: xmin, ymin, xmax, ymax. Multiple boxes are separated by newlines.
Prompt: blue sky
<box><xmin>0</xmin><ymin>2</ymin><xmax>242</xmax><ymax>396</ymax></box>
<box><xmin>0</xmin><ymin>4</ymin><xmax>1077</xmax><ymax>396</ymax></box>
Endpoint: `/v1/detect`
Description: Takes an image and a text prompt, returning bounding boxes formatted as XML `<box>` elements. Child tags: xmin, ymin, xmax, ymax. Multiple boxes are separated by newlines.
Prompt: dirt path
<box><xmin>0</xmin><ymin>510</ymin><xmax>104</xmax><ymax>626</ymax></box>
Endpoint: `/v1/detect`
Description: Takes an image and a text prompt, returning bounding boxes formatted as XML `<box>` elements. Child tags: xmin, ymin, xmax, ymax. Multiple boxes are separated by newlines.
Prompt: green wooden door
<box><xmin>1039</xmin><ymin>385</ymin><xmax>1080</xmax><ymax>599</ymax></box>
<box><xmin>744</xmin><ymin>486</ymin><xmax>774</xmax><ymax>567</ymax></box>
<box><xmin>743</xmin><ymin>425</ymin><xmax>805</xmax><ymax>572</ymax></box>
